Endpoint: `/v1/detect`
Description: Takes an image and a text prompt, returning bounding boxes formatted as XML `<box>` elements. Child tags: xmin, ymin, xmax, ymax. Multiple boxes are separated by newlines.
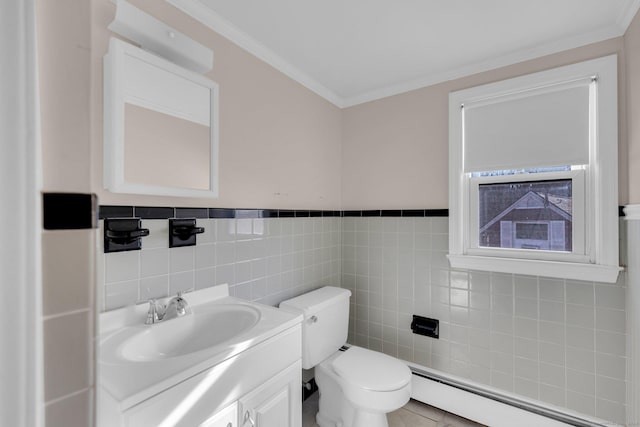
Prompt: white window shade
<box><xmin>463</xmin><ymin>82</ymin><xmax>591</xmax><ymax>172</ymax></box>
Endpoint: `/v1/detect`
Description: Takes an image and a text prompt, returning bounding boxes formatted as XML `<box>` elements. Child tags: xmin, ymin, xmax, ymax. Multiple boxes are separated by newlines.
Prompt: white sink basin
<box><xmin>120</xmin><ymin>304</ymin><xmax>261</xmax><ymax>361</ymax></box>
<box><xmin>99</xmin><ymin>286</ymin><xmax>303</xmax><ymax>409</ymax></box>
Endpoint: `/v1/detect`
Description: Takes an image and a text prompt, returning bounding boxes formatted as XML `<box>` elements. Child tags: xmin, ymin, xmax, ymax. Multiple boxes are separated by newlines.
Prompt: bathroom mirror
<box><xmin>104</xmin><ymin>37</ymin><xmax>219</xmax><ymax>198</ymax></box>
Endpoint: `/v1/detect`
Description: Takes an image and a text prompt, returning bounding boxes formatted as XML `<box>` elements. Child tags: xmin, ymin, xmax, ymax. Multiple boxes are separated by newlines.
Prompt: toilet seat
<box><xmin>332</xmin><ymin>347</ymin><xmax>412</xmax><ymax>392</ymax></box>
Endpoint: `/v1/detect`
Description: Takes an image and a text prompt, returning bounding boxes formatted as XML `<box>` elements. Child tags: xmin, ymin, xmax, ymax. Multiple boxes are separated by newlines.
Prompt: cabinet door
<box><xmin>238</xmin><ymin>361</ymin><xmax>301</xmax><ymax>427</ymax></box>
<box><xmin>200</xmin><ymin>401</ymin><xmax>237</xmax><ymax>427</ymax></box>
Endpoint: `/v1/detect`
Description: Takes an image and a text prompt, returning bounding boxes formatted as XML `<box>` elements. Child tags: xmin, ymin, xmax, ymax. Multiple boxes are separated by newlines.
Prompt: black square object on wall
<box><xmin>411</xmin><ymin>315</ymin><xmax>439</xmax><ymax>339</ymax></box>
<box><xmin>43</xmin><ymin>193</ymin><xmax>97</xmax><ymax>230</ymax></box>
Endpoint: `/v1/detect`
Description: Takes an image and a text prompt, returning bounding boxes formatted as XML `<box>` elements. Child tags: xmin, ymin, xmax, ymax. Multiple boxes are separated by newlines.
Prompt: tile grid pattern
<box><xmin>341</xmin><ymin>216</ymin><xmax>627</xmax><ymax>425</ymax></box>
<box><xmin>99</xmin><ymin>214</ymin><xmax>627</xmax><ymax>425</ymax></box>
<box><xmin>42</xmin><ymin>229</ymin><xmax>95</xmax><ymax>426</ymax></box>
<box><xmin>99</xmin><ymin>217</ymin><xmax>342</xmax><ymax>310</ymax></box>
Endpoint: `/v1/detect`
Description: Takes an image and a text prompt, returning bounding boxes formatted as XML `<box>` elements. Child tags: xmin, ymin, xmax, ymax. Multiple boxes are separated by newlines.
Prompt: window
<box><xmin>448</xmin><ymin>55</ymin><xmax>621</xmax><ymax>283</ymax></box>
<box><xmin>475</xmin><ymin>174</ymin><xmax>575</xmax><ymax>252</ymax></box>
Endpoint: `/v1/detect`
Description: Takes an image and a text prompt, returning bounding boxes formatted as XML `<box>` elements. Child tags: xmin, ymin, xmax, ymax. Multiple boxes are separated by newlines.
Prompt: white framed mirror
<box><xmin>104</xmin><ymin>37</ymin><xmax>219</xmax><ymax>198</ymax></box>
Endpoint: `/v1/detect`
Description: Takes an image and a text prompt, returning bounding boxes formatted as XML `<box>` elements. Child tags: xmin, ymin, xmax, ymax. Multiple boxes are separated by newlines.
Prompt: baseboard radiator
<box><xmin>410</xmin><ymin>366</ymin><xmax>620</xmax><ymax>427</ymax></box>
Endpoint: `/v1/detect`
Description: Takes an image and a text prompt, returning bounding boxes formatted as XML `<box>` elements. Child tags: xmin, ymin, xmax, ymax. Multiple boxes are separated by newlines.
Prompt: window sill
<box><xmin>447</xmin><ymin>254</ymin><xmax>622</xmax><ymax>283</ymax></box>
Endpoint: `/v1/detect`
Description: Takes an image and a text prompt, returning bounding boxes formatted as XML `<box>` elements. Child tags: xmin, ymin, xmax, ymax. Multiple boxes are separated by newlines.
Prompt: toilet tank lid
<box><xmin>279</xmin><ymin>286</ymin><xmax>351</xmax><ymax>317</ymax></box>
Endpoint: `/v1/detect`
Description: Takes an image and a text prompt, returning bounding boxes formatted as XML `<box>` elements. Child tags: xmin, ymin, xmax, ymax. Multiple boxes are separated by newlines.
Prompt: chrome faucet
<box><xmin>145</xmin><ymin>292</ymin><xmax>192</xmax><ymax>324</ymax></box>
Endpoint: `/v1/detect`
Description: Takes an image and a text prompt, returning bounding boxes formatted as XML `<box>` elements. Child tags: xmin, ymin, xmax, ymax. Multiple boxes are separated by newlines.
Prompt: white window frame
<box><xmin>448</xmin><ymin>55</ymin><xmax>621</xmax><ymax>283</ymax></box>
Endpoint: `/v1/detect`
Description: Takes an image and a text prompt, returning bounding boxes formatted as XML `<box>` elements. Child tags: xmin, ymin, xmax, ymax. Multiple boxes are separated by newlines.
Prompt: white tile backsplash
<box><xmin>141</xmin><ymin>220</ymin><xmax>169</xmax><ymax>248</ymax></box>
<box><xmin>139</xmin><ymin>275</ymin><xmax>169</xmax><ymax>301</ymax></box>
<box><xmin>99</xmin><ymin>217</ymin><xmax>342</xmax><ymax>311</ymax></box>
<box><xmin>105</xmin><ymin>251</ymin><xmax>139</xmax><ymax>283</ymax></box>
<box><xmin>104</xmin><ymin>280</ymin><xmax>138</xmax><ymax>310</ymax></box>
<box><xmin>140</xmin><ymin>248</ymin><xmax>169</xmax><ymax>277</ymax></box>
<box><xmin>169</xmin><ymin>246</ymin><xmax>194</xmax><ymax>273</ymax></box>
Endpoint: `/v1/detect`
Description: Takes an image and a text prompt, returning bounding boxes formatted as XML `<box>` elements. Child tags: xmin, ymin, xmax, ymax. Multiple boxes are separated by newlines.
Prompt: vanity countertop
<box><xmin>98</xmin><ymin>285</ymin><xmax>302</xmax><ymax>410</ymax></box>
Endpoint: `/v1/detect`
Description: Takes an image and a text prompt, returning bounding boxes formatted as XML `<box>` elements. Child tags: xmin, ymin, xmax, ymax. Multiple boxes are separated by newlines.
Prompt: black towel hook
<box><xmin>104</xmin><ymin>218</ymin><xmax>150</xmax><ymax>253</ymax></box>
<box><xmin>169</xmin><ymin>218</ymin><xmax>205</xmax><ymax>247</ymax></box>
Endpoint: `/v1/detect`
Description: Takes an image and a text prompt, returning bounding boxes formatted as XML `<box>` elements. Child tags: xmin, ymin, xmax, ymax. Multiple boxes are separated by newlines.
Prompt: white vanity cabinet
<box><xmin>200</xmin><ymin>402</ymin><xmax>237</xmax><ymax>427</ymax></box>
<box><xmin>115</xmin><ymin>325</ymin><xmax>302</xmax><ymax>427</ymax></box>
<box><xmin>98</xmin><ymin>288</ymin><xmax>303</xmax><ymax>427</ymax></box>
<box><xmin>238</xmin><ymin>363</ymin><xmax>302</xmax><ymax>427</ymax></box>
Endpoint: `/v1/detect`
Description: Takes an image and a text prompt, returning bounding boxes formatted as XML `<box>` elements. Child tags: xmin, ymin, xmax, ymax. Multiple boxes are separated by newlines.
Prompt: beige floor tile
<box><xmin>440</xmin><ymin>411</ymin><xmax>487</xmax><ymax>427</ymax></box>
<box><xmin>388</xmin><ymin>407</ymin><xmax>439</xmax><ymax>427</ymax></box>
<box><xmin>403</xmin><ymin>398</ymin><xmax>446</xmax><ymax>421</ymax></box>
<box><xmin>302</xmin><ymin>393</ymin><xmax>484</xmax><ymax>427</ymax></box>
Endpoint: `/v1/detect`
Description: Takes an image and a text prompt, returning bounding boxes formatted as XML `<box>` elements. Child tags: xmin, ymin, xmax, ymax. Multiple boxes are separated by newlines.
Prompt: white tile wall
<box><xmin>98</xmin><ymin>217</ymin><xmax>342</xmax><ymax>310</ymax></box>
<box><xmin>341</xmin><ymin>216</ymin><xmax>627</xmax><ymax>426</ymax></box>
<box><xmin>98</xmin><ymin>213</ymin><xmax>627</xmax><ymax>425</ymax></box>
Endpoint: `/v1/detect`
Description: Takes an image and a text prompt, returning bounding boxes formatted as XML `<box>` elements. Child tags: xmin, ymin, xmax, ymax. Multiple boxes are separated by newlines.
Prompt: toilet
<box><xmin>280</xmin><ymin>286</ymin><xmax>411</xmax><ymax>427</ymax></box>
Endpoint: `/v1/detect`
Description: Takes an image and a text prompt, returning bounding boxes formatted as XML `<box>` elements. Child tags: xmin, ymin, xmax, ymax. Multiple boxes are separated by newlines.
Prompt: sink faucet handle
<box><xmin>173</xmin><ymin>291</ymin><xmax>191</xmax><ymax>316</ymax></box>
<box><xmin>145</xmin><ymin>299</ymin><xmax>160</xmax><ymax>325</ymax></box>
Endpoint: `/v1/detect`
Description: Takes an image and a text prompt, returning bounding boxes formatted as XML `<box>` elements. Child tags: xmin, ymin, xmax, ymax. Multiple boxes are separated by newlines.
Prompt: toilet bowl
<box><xmin>279</xmin><ymin>286</ymin><xmax>412</xmax><ymax>427</ymax></box>
<box><xmin>316</xmin><ymin>346</ymin><xmax>411</xmax><ymax>427</ymax></box>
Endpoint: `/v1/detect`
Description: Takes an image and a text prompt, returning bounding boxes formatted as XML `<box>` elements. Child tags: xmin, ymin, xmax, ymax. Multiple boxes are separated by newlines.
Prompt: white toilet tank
<box><xmin>279</xmin><ymin>286</ymin><xmax>351</xmax><ymax>369</ymax></box>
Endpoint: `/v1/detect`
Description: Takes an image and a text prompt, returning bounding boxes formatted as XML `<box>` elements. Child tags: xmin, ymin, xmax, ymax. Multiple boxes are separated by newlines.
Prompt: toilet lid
<box><xmin>332</xmin><ymin>347</ymin><xmax>411</xmax><ymax>391</ymax></box>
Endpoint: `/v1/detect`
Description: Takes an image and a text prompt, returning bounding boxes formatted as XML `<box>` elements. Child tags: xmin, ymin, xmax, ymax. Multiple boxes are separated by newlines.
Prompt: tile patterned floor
<box><xmin>302</xmin><ymin>392</ymin><xmax>486</xmax><ymax>427</ymax></box>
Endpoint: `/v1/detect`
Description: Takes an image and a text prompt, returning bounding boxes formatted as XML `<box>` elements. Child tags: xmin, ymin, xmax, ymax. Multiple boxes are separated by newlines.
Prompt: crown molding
<box><xmin>166</xmin><ymin>0</ymin><xmax>345</xmax><ymax>107</ymax></box>
<box><xmin>341</xmin><ymin>24</ymin><xmax>624</xmax><ymax>107</ymax></box>
<box><xmin>166</xmin><ymin>0</ymin><xmax>631</xmax><ymax>109</ymax></box>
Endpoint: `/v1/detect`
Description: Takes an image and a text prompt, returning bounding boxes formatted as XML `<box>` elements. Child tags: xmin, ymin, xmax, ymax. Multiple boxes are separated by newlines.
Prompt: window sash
<box><xmin>467</xmin><ymin>169</ymin><xmax>587</xmax><ymax>263</ymax></box>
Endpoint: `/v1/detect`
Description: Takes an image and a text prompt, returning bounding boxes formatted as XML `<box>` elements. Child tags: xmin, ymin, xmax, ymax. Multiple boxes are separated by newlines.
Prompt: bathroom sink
<box><xmin>99</xmin><ymin>286</ymin><xmax>303</xmax><ymax>409</ymax></box>
<box><xmin>118</xmin><ymin>304</ymin><xmax>261</xmax><ymax>361</ymax></box>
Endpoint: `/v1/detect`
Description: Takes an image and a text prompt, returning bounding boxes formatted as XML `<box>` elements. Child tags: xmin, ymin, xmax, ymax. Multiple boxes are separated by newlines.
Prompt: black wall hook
<box><xmin>169</xmin><ymin>218</ymin><xmax>204</xmax><ymax>248</ymax></box>
<box><xmin>104</xmin><ymin>218</ymin><xmax>150</xmax><ymax>253</ymax></box>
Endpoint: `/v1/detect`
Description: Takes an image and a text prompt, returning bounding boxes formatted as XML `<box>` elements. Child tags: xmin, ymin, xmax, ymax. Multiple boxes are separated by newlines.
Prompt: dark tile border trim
<box><xmin>355</xmin><ymin>209</ymin><xmax>451</xmax><ymax>217</ymax></box>
<box><xmin>99</xmin><ymin>206</ymin><xmax>448</xmax><ymax>219</ymax></box>
<box><xmin>209</xmin><ymin>208</ymin><xmax>236</xmax><ymax>218</ymax></box>
<box><xmin>98</xmin><ymin>206</ymin><xmax>627</xmax><ymax>219</ymax></box>
<box><xmin>134</xmin><ymin>206</ymin><xmax>175</xmax><ymax>219</ymax></box>
<box><xmin>176</xmin><ymin>207</ymin><xmax>208</xmax><ymax>219</ymax></box>
<box><xmin>44</xmin><ymin>193</ymin><xmax>98</xmax><ymax>230</ymax></box>
<box><xmin>99</xmin><ymin>205</ymin><xmax>133</xmax><ymax>219</ymax></box>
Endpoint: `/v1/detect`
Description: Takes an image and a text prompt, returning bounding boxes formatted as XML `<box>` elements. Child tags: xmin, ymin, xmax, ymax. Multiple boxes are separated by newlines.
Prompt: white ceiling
<box><xmin>168</xmin><ymin>0</ymin><xmax>640</xmax><ymax>107</ymax></box>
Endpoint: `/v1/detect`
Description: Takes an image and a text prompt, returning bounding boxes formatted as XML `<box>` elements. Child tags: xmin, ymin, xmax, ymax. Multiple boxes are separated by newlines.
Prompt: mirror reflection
<box><xmin>124</xmin><ymin>104</ymin><xmax>211</xmax><ymax>190</ymax></box>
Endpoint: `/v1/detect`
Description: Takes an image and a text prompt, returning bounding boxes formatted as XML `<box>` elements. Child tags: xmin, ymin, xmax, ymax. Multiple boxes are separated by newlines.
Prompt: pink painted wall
<box><xmin>38</xmin><ymin>0</ymin><xmax>92</xmax><ymax>193</ymax></box>
<box><xmin>342</xmin><ymin>38</ymin><xmax>630</xmax><ymax>209</ymax></box>
<box><xmin>90</xmin><ymin>0</ymin><xmax>343</xmax><ymax>209</ymax></box>
<box><xmin>626</xmin><ymin>9</ymin><xmax>640</xmax><ymax>204</ymax></box>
